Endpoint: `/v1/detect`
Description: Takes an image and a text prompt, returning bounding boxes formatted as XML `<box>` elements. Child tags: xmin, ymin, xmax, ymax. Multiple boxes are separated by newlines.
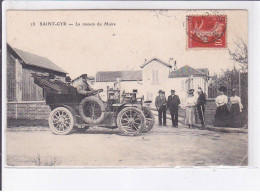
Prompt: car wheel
<box><xmin>49</xmin><ymin>107</ymin><xmax>74</xmax><ymax>135</ymax></box>
<box><xmin>142</xmin><ymin>107</ymin><xmax>155</xmax><ymax>132</ymax></box>
<box><xmin>117</xmin><ymin>107</ymin><xmax>145</xmax><ymax>136</ymax></box>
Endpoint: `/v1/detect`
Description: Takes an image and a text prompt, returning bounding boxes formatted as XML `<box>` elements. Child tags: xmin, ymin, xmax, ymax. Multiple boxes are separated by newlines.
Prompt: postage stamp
<box><xmin>187</xmin><ymin>15</ymin><xmax>227</xmax><ymax>48</ymax></box>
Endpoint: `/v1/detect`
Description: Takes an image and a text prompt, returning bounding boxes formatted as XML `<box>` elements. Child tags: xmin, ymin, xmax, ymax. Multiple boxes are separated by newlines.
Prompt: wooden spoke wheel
<box><xmin>117</xmin><ymin>107</ymin><xmax>145</xmax><ymax>136</ymax></box>
<box><xmin>142</xmin><ymin>107</ymin><xmax>155</xmax><ymax>133</ymax></box>
<box><xmin>49</xmin><ymin>107</ymin><xmax>74</xmax><ymax>135</ymax></box>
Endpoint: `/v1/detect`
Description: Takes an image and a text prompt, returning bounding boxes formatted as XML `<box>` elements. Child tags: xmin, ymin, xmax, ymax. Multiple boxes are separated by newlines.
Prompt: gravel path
<box><xmin>6</xmin><ymin>121</ymin><xmax>248</xmax><ymax>167</ymax></box>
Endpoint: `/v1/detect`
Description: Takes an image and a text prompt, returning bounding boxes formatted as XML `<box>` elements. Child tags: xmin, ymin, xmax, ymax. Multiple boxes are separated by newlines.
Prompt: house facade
<box><xmin>140</xmin><ymin>58</ymin><xmax>172</xmax><ymax>102</ymax></box>
<box><xmin>168</xmin><ymin>65</ymin><xmax>209</xmax><ymax>106</ymax></box>
<box><xmin>141</xmin><ymin>58</ymin><xmax>209</xmax><ymax>107</ymax></box>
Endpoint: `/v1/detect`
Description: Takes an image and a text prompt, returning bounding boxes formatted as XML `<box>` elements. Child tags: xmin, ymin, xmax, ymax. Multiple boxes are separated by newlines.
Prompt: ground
<box><xmin>6</xmin><ymin>118</ymin><xmax>248</xmax><ymax>167</ymax></box>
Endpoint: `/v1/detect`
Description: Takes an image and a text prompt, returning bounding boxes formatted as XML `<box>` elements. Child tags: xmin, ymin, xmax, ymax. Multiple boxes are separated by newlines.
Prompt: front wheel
<box><xmin>49</xmin><ymin>107</ymin><xmax>74</xmax><ymax>135</ymax></box>
<box><xmin>117</xmin><ymin>107</ymin><xmax>146</xmax><ymax>136</ymax></box>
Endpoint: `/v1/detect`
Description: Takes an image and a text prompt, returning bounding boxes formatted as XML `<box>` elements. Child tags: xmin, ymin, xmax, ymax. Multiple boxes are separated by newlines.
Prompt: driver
<box><xmin>77</xmin><ymin>74</ymin><xmax>95</xmax><ymax>95</ymax></box>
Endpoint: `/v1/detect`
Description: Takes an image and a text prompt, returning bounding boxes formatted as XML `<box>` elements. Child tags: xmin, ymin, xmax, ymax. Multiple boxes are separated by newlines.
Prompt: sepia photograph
<box><xmin>5</xmin><ymin>9</ymin><xmax>248</xmax><ymax>167</ymax></box>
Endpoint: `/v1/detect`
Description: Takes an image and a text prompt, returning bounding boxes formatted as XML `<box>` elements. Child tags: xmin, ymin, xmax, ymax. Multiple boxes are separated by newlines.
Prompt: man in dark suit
<box><xmin>196</xmin><ymin>87</ymin><xmax>206</xmax><ymax>128</ymax></box>
<box><xmin>155</xmin><ymin>90</ymin><xmax>167</xmax><ymax>126</ymax></box>
<box><xmin>167</xmin><ymin>90</ymin><xmax>181</xmax><ymax>127</ymax></box>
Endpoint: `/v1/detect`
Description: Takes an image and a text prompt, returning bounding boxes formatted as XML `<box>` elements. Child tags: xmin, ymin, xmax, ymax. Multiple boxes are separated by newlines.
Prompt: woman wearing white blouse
<box><xmin>184</xmin><ymin>89</ymin><xmax>197</xmax><ymax>128</ymax></box>
<box><xmin>229</xmin><ymin>89</ymin><xmax>243</xmax><ymax>127</ymax></box>
<box><xmin>213</xmin><ymin>86</ymin><xmax>230</xmax><ymax>127</ymax></box>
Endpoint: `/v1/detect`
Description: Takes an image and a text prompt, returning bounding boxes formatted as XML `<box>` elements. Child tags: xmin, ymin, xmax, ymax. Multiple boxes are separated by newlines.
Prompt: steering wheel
<box><xmin>87</xmin><ymin>89</ymin><xmax>103</xmax><ymax>96</ymax></box>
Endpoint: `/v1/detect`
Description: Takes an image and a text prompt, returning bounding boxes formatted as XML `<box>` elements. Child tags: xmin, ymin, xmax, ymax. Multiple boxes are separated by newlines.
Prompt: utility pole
<box><xmin>239</xmin><ymin>70</ymin><xmax>241</xmax><ymax>97</ymax></box>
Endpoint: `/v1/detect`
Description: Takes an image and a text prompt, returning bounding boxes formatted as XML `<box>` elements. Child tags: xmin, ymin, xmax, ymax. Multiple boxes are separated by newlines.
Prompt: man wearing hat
<box><xmin>77</xmin><ymin>74</ymin><xmax>95</xmax><ymax>95</ymax></box>
<box><xmin>155</xmin><ymin>90</ymin><xmax>167</xmax><ymax>126</ymax></box>
<box><xmin>196</xmin><ymin>87</ymin><xmax>207</xmax><ymax>128</ymax></box>
<box><xmin>65</xmin><ymin>76</ymin><xmax>72</xmax><ymax>86</ymax></box>
<box><xmin>167</xmin><ymin>90</ymin><xmax>181</xmax><ymax>127</ymax></box>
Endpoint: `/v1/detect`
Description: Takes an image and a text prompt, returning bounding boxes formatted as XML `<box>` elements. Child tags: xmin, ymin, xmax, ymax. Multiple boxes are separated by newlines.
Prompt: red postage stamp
<box><xmin>187</xmin><ymin>15</ymin><xmax>227</xmax><ymax>48</ymax></box>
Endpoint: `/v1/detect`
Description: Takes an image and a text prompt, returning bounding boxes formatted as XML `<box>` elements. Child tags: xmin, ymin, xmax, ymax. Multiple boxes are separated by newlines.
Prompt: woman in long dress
<box><xmin>185</xmin><ymin>89</ymin><xmax>197</xmax><ymax>128</ymax></box>
<box><xmin>229</xmin><ymin>89</ymin><xmax>243</xmax><ymax>128</ymax></box>
<box><xmin>213</xmin><ymin>86</ymin><xmax>230</xmax><ymax>127</ymax></box>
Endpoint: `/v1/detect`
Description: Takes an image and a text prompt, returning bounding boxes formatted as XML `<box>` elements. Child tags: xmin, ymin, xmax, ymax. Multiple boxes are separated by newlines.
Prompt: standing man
<box><xmin>155</xmin><ymin>90</ymin><xmax>167</xmax><ymax>126</ymax></box>
<box><xmin>196</xmin><ymin>87</ymin><xmax>206</xmax><ymax>128</ymax></box>
<box><xmin>167</xmin><ymin>90</ymin><xmax>181</xmax><ymax>127</ymax></box>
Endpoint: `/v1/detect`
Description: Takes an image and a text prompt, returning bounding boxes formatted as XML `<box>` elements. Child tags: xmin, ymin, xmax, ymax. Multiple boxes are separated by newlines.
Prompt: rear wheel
<box><xmin>142</xmin><ymin>107</ymin><xmax>155</xmax><ymax>132</ymax></box>
<box><xmin>117</xmin><ymin>107</ymin><xmax>145</xmax><ymax>136</ymax></box>
<box><xmin>49</xmin><ymin>107</ymin><xmax>74</xmax><ymax>135</ymax></box>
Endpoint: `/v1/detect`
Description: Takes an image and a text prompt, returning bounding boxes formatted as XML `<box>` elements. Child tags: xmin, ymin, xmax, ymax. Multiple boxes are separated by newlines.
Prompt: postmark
<box><xmin>187</xmin><ymin>15</ymin><xmax>227</xmax><ymax>48</ymax></box>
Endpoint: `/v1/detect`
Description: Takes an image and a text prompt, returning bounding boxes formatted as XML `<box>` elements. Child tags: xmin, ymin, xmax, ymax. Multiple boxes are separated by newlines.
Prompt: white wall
<box><xmin>167</xmin><ymin>76</ymin><xmax>208</xmax><ymax>107</ymax></box>
<box><xmin>142</xmin><ymin>60</ymin><xmax>171</xmax><ymax>106</ymax></box>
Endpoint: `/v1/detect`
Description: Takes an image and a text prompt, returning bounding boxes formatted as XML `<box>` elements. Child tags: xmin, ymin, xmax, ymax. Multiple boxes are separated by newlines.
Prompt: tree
<box><xmin>228</xmin><ymin>38</ymin><xmax>248</xmax><ymax>71</ymax></box>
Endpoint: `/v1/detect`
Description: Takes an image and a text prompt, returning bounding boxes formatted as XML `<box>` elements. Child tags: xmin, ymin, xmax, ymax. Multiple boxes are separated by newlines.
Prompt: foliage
<box><xmin>228</xmin><ymin>38</ymin><xmax>248</xmax><ymax>71</ymax></box>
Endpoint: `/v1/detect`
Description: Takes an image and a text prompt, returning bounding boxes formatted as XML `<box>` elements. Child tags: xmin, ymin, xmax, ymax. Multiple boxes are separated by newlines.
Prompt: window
<box><xmin>152</xmin><ymin>70</ymin><xmax>159</xmax><ymax>84</ymax></box>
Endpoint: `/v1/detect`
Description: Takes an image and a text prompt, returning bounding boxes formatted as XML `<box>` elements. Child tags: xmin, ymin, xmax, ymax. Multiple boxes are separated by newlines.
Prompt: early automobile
<box><xmin>32</xmin><ymin>73</ymin><xmax>155</xmax><ymax>136</ymax></box>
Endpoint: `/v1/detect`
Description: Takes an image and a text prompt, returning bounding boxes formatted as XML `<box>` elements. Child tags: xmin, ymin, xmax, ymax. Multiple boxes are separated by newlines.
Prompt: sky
<box><xmin>7</xmin><ymin>10</ymin><xmax>248</xmax><ymax>79</ymax></box>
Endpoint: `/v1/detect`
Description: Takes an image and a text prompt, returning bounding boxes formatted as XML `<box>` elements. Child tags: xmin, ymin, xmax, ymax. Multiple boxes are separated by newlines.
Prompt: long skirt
<box><xmin>185</xmin><ymin>106</ymin><xmax>196</xmax><ymax>125</ymax></box>
<box><xmin>230</xmin><ymin>103</ymin><xmax>242</xmax><ymax>128</ymax></box>
<box><xmin>213</xmin><ymin>104</ymin><xmax>230</xmax><ymax>127</ymax></box>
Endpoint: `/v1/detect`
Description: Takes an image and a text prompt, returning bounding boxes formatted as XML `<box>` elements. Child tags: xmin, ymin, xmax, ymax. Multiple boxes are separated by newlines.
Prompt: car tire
<box><xmin>117</xmin><ymin>107</ymin><xmax>145</xmax><ymax>136</ymax></box>
<box><xmin>49</xmin><ymin>107</ymin><xmax>74</xmax><ymax>135</ymax></box>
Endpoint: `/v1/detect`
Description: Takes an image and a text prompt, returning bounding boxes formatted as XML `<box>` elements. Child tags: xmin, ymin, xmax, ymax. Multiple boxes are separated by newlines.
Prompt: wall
<box><xmin>167</xmin><ymin>77</ymin><xmax>187</xmax><ymax>107</ymax></box>
<box><xmin>21</xmin><ymin>66</ymin><xmax>66</xmax><ymax>101</ymax></box>
<box><xmin>167</xmin><ymin>76</ymin><xmax>209</xmax><ymax>108</ymax></box>
<box><xmin>7</xmin><ymin>102</ymin><xmax>50</xmax><ymax>120</ymax></box>
<box><xmin>178</xmin><ymin>98</ymin><xmax>216</xmax><ymax>125</ymax></box>
<box><xmin>7</xmin><ymin>52</ymin><xmax>16</xmax><ymax>102</ymax></box>
<box><xmin>142</xmin><ymin>60</ymin><xmax>171</xmax><ymax>103</ymax></box>
<box><xmin>7</xmin><ymin>50</ymin><xmax>66</xmax><ymax>102</ymax></box>
<box><xmin>204</xmin><ymin>98</ymin><xmax>216</xmax><ymax>125</ymax></box>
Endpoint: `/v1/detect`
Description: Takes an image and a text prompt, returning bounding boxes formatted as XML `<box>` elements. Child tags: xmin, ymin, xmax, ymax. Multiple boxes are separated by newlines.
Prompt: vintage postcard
<box><xmin>5</xmin><ymin>9</ymin><xmax>248</xmax><ymax>167</ymax></box>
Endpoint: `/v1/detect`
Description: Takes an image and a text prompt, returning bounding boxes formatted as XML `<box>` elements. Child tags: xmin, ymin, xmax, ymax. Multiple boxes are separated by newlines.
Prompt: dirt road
<box><xmin>6</xmin><ymin>121</ymin><xmax>248</xmax><ymax>167</ymax></box>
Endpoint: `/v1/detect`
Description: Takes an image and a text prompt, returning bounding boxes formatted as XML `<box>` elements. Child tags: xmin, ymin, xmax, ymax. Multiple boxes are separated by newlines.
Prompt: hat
<box><xmin>218</xmin><ymin>86</ymin><xmax>227</xmax><ymax>92</ymax></box>
<box><xmin>187</xmin><ymin>89</ymin><xmax>194</xmax><ymax>94</ymax></box>
<box><xmin>171</xmin><ymin>90</ymin><xmax>175</xmax><ymax>93</ymax></box>
<box><xmin>231</xmin><ymin>89</ymin><xmax>237</xmax><ymax>95</ymax></box>
<box><xmin>65</xmin><ymin>76</ymin><xmax>71</xmax><ymax>82</ymax></box>
<box><xmin>158</xmin><ymin>90</ymin><xmax>163</xmax><ymax>93</ymax></box>
<box><xmin>49</xmin><ymin>73</ymin><xmax>55</xmax><ymax>79</ymax></box>
<box><xmin>162</xmin><ymin>91</ymin><xmax>165</xmax><ymax>94</ymax></box>
<box><xmin>81</xmin><ymin>74</ymin><xmax>88</xmax><ymax>79</ymax></box>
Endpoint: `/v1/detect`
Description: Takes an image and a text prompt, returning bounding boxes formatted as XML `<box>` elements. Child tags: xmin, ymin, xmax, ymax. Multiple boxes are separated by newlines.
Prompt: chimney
<box><xmin>174</xmin><ymin>60</ymin><xmax>177</xmax><ymax>71</ymax></box>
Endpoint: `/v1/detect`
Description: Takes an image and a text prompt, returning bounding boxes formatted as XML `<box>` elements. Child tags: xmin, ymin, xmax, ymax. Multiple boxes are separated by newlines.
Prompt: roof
<box><xmin>197</xmin><ymin>68</ymin><xmax>209</xmax><ymax>76</ymax></box>
<box><xmin>169</xmin><ymin>65</ymin><xmax>208</xmax><ymax>78</ymax></box>
<box><xmin>8</xmin><ymin>44</ymin><xmax>67</xmax><ymax>74</ymax></box>
<box><xmin>140</xmin><ymin>57</ymin><xmax>172</xmax><ymax>68</ymax></box>
<box><xmin>96</xmin><ymin>70</ymin><xmax>142</xmax><ymax>82</ymax></box>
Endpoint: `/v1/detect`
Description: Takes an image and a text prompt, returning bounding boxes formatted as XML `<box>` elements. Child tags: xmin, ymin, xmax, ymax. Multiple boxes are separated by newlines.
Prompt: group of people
<box><xmin>155</xmin><ymin>88</ymin><xmax>206</xmax><ymax>129</ymax></box>
<box><xmin>155</xmin><ymin>86</ymin><xmax>244</xmax><ymax>129</ymax></box>
<box><xmin>214</xmin><ymin>86</ymin><xmax>244</xmax><ymax>128</ymax></box>
<box><xmin>184</xmin><ymin>88</ymin><xmax>206</xmax><ymax>128</ymax></box>
<box><xmin>155</xmin><ymin>90</ymin><xmax>180</xmax><ymax>127</ymax></box>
